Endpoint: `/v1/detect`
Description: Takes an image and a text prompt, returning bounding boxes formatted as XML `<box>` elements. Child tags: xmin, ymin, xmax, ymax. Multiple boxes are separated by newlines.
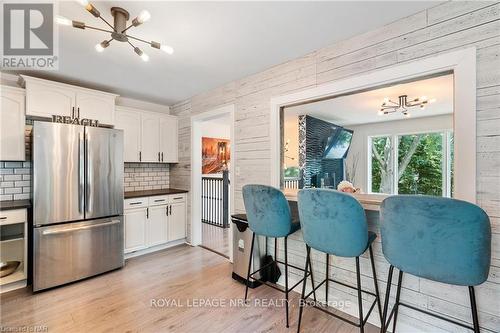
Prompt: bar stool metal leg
<box><xmin>297</xmin><ymin>245</ymin><xmax>311</xmax><ymax>333</ymax></box>
<box><xmin>308</xmin><ymin>250</ymin><xmax>317</xmax><ymax>302</ymax></box>
<box><xmin>369</xmin><ymin>245</ymin><xmax>383</xmax><ymax>323</ymax></box>
<box><xmin>356</xmin><ymin>257</ymin><xmax>364</xmax><ymax>333</ymax></box>
<box><xmin>381</xmin><ymin>265</ymin><xmax>394</xmax><ymax>333</ymax></box>
<box><xmin>469</xmin><ymin>286</ymin><xmax>480</xmax><ymax>333</ymax></box>
<box><xmin>325</xmin><ymin>254</ymin><xmax>329</xmax><ymax>304</ymax></box>
<box><xmin>244</xmin><ymin>232</ymin><xmax>256</xmax><ymax>303</ymax></box>
<box><xmin>392</xmin><ymin>270</ymin><xmax>404</xmax><ymax>333</ymax></box>
<box><xmin>285</xmin><ymin>236</ymin><xmax>289</xmax><ymax>328</ymax></box>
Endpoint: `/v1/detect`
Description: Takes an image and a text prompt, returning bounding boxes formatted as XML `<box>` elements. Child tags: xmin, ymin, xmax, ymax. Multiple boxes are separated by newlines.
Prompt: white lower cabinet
<box><xmin>124</xmin><ymin>207</ymin><xmax>148</xmax><ymax>253</ymax></box>
<box><xmin>148</xmin><ymin>205</ymin><xmax>168</xmax><ymax>247</ymax></box>
<box><xmin>168</xmin><ymin>202</ymin><xmax>186</xmax><ymax>241</ymax></box>
<box><xmin>124</xmin><ymin>194</ymin><xmax>186</xmax><ymax>255</ymax></box>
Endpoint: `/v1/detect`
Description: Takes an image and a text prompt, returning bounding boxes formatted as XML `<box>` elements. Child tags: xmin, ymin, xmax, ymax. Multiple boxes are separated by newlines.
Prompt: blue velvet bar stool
<box><xmin>297</xmin><ymin>189</ymin><xmax>382</xmax><ymax>333</ymax></box>
<box><xmin>380</xmin><ymin>195</ymin><xmax>491</xmax><ymax>333</ymax></box>
<box><xmin>242</xmin><ymin>184</ymin><xmax>317</xmax><ymax>328</ymax></box>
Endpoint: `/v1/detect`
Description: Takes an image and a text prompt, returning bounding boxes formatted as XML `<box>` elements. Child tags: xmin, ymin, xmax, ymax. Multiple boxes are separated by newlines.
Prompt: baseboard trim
<box><xmin>124</xmin><ymin>239</ymin><xmax>187</xmax><ymax>259</ymax></box>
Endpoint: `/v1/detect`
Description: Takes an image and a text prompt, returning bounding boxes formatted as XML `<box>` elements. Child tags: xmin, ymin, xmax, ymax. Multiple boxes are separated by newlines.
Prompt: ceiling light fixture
<box><xmin>57</xmin><ymin>2</ymin><xmax>174</xmax><ymax>61</ymax></box>
<box><xmin>378</xmin><ymin>94</ymin><xmax>436</xmax><ymax>118</ymax></box>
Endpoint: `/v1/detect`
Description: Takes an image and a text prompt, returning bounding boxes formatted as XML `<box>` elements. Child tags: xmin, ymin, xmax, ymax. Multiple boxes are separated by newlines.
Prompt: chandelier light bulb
<box><xmin>95</xmin><ymin>40</ymin><xmax>109</xmax><ymax>52</ymax></box>
<box><xmin>420</xmin><ymin>96</ymin><xmax>428</xmax><ymax>101</ymax></box>
<box><xmin>55</xmin><ymin>16</ymin><xmax>72</xmax><ymax>26</ymax></box>
<box><xmin>137</xmin><ymin>10</ymin><xmax>151</xmax><ymax>23</ymax></box>
<box><xmin>160</xmin><ymin>44</ymin><xmax>174</xmax><ymax>55</ymax></box>
<box><xmin>95</xmin><ymin>43</ymin><xmax>104</xmax><ymax>52</ymax></box>
<box><xmin>77</xmin><ymin>0</ymin><xmax>89</xmax><ymax>7</ymax></box>
<box><xmin>429</xmin><ymin>98</ymin><xmax>437</xmax><ymax>103</ymax></box>
<box><xmin>383</xmin><ymin>97</ymin><xmax>389</xmax><ymax>103</ymax></box>
<box><xmin>141</xmin><ymin>53</ymin><xmax>150</xmax><ymax>62</ymax></box>
<box><xmin>377</xmin><ymin>110</ymin><xmax>384</xmax><ymax>116</ymax></box>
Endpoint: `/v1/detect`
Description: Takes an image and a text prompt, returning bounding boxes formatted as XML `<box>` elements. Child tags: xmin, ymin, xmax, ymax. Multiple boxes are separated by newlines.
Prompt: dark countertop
<box><xmin>124</xmin><ymin>188</ymin><xmax>188</xmax><ymax>199</ymax></box>
<box><xmin>0</xmin><ymin>199</ymin><xmax>31</xmax><ymax>211</ymax></box>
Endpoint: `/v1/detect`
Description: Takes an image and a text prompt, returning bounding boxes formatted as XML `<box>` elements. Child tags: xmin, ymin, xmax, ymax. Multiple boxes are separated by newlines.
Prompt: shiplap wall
<box><xmin>170</xmin><ymin>2</ymin><xmax>500</xmax><ymax>332</ymax></box>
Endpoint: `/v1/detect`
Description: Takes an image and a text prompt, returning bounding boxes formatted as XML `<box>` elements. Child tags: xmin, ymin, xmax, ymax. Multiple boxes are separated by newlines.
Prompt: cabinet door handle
<box><xmin>72</xmin><ymin>106</ymin><xmax>75</xmax><ymax>118</ymax></box>
<box><xmin>77</xmin><ymin>107</ymin><xmax>80</xmax><ymax>118</ymax></box>
<box><xmin>161</xmin><ymin>152</ymin><xmax>163</xmax><ymax>162</ymax></box>
<box><xmin>139</xmin><ymin>151</ymin><xmax>142</xmax><ymax>162</ymax></box>
<box><xmin>146</xmin><ymin>207</ymin><xmax>149</xmax><ymax>219</ymax></box>
<box><xmin>129</xmin><ymin>202</ymin><xmax>142</xmax><ymax>205</ymax></box>
<box><xmin>158</xmin><ymin>152</ymin><xmax>160</xmax><ymax>162</ymax></box>
<box><xmin>169</xmin><ymin>205</ymin><xmax>172</xmax><ymax>215</ymax></box>
<box><xmin>166</xmin><ymin>206</ymin><xmax>168</xmax><ymax>216</ymax></box>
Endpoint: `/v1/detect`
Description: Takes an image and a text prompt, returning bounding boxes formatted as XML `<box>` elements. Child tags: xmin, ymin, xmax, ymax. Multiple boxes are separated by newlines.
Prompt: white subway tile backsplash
<box><xmin>123</xmin><ymin>162</ymin><xmax>170</xmax><ymax>192</ymax></box>
<box><xmin>4</xmin><ymin>162</ymin><xmax>23</xmax><ymax>168</ymax></box>
<box><xmin>15</xmin><ymin>180</ymin><xmax>30</xmax><ymax>187</ymax></box>
<box><xmin>5</xmin><ymin>187</ymin><xmax>22</xmax><ymax>194</ymax></box>
<box><xmin>14</xmin><ymin>193</ymin><xmax>30</xmax><ymax>200</ymax></box>
<box><xmin>3</xmin><ymin>175</ymin><xmax>22</xmax><ymax>181</ymax></box>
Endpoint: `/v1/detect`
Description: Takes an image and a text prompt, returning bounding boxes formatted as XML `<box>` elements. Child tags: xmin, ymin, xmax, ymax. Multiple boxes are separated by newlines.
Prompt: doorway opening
<box><xmin>191</xmin><ymin>105</ymin><xmax>235</xmax><ymax>260</ymax></box>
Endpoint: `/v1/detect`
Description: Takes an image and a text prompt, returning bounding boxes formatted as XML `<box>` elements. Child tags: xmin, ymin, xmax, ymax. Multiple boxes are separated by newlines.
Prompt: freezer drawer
<box><xmin>33</xmin><ymin>217</ymin><xmax>124</xmax><ymax>291</ymax></box>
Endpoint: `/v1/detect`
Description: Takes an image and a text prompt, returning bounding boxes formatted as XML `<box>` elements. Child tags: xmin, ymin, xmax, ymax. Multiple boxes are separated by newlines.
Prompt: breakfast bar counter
<box><xmin>283</xmin><ymin>188</ymin><xmax>388</xmax><ymax>211</ymax></box>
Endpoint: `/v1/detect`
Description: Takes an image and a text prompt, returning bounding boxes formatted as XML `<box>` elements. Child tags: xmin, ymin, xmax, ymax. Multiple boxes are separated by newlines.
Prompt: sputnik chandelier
<box><xmin>55</xmin><ymin>0</ymin><xmax>173</xmax><ymax>62</ymax></box>
<box><xmin>378</xmin><ymin>95</ymin><xmax>436</xmax><ymax>118</ymax></box>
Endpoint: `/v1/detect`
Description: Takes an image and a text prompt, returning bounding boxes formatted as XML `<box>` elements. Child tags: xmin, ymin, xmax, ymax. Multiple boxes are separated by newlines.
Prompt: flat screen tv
<box><xmin>323</xmin><ymin>127</ymin><xmax>353</xmax><ymax>159</ymax></box>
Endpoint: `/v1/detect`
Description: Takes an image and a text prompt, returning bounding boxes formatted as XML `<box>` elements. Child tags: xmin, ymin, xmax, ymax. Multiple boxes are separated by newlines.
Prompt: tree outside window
<box><xmin>370</xmin><ymin>131</ymin><xmax>453</xmax><ymax>196</ymax></box>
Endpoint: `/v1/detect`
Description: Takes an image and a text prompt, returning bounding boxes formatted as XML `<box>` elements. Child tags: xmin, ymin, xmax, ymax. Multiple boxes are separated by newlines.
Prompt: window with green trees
<box><xmin>370</xmin><ymin>131</ymin><xmax>453</xmax><ymax>196</ymax></box>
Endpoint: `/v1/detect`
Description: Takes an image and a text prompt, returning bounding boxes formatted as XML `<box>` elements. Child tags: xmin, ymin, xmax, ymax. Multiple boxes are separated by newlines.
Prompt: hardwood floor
<box><xmin>202</xmin><ymin>222</ymin><xmax>230</xmax><ymax>257</ymax></box>
<box><xmin>0</xmin><ymin>245</ymin><xmax>378</xmax><ymax>333</ymax></box>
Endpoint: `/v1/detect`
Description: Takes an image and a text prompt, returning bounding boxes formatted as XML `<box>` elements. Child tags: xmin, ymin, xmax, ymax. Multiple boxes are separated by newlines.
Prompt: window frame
<box><xmin>368</xmin><ymin>128</ymin><xmax>453</xmax><ymax>197</ymax></box>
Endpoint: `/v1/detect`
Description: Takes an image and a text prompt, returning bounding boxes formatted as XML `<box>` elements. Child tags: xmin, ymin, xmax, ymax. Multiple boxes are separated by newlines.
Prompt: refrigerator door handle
<box><xmin>78</xmin><ymin>132</ymin><xmax>85</xmax><ymax>213</ymax></box>
<box><xmin>85</xmin><ymin>132</ymin><xmax>92</xmax><ymax>214</ymax></box>
<box><xmin>41</xmin><ymin>220</ymin><xmax>121</xmax><ymax>235</ymax></box>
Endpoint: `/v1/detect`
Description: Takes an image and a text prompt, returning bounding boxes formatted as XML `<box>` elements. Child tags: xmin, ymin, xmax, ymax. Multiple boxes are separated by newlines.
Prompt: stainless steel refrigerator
<box><xmin>32</xmin><ymin>121</ymin><xmax>124</xmax><ymax>291</ymax></box>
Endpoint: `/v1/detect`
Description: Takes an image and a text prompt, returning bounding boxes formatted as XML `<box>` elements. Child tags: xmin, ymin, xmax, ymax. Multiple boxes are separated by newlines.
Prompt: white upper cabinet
<box><xmin>115</xmin><ymin>107</ymin><xmax>142</xmax><ymax>162</ymax></box>
<box><xmin>160</xmin><ymin>115</ymin><xmax>178</xmax><ymax>163</ymax></box>
<box><xmin>20</xmin><ymin>75</ymin><xmax>117</xmax><ymax>125</ymax></box>
<box><xmin>75</xmin><ymin>90</ymin><xmax>115</xmax><ymax>125</ymax></box>
<box><xmin>141</xmin><ymin>112</ymin><xmax>161</xmax><ymax>163</ymax></box>
<box><xmin>23</xmin><ymin>78</ymin><xmax>75</xmax><ymax>118</ymax></box>
<box><xmin>0</xmin><ymin>86</ymin><xmax>25</xmax><ymax>161</ymax></box>
<box><xmin>115</xmin><ymin>107</ymin><xmax>178</xmax><ymax>164</ymax></box>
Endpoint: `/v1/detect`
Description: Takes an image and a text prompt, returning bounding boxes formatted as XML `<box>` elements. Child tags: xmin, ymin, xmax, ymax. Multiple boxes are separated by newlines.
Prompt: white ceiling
<box><xmin>9</xmin><ymin>1</ymin><xmax>441</xmax><ymax>105</ymax></box>
<box><xmin>285</xmin><ymin>74</ymin><xmax>454</xmax><ymax>126</ymax></box>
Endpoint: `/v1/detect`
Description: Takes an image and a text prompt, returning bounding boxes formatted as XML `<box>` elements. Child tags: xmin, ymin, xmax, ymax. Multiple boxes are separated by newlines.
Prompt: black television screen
<box><xmin>323</xmin><ymin>128</ymin><xmax>353</xmax><ymax>159</ymax></box>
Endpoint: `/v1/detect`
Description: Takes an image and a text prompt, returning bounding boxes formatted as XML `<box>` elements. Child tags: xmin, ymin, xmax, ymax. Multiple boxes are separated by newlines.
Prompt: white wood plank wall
<box><xmin>170</xmin><ymin>2</ymin><xmax>500</xmax><ymax>331</ymax></box>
